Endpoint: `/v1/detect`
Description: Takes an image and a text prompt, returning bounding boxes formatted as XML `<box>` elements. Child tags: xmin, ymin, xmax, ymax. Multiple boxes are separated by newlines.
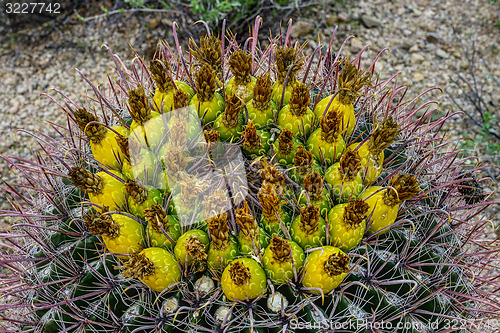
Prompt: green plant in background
<box><xmin>0</xmin><ymin>18</ymin><xmax>499</xmax><ymax>333</ymax></box>
<box><xmin>447</xmin><ymin>40</ymin><xmax>500</xmax><ymax>165</ymax></box>
<box><xmin>190</xmin><ymin>0</ymin><xmax>292</xmax><ymax>30</ymax></box>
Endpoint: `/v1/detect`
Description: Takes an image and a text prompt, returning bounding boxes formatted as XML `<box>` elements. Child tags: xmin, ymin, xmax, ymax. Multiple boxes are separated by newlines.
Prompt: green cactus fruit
<box><xmin>272</xmin><ymin>128</ymin><xmax>301</xmax><ymax>165</ymax></box>
<box><xmin>221</xmin><ymin>258</ymin><xmax>267</xmax><ymax>301</ymax></box>
<box><xmin>247</xmin><ymin>73</ymin><xmax>275</xmax><ymax>128</ymax></box>
<box><xmin>327</xmin><ymin>198</ymin><xmax>369</xmax><ymax>251</ymax></box>
<box><xmin>189</xmin><ymin>64</ymin><xmax>225</xmax><ymax>125</ymax></box>
<box><xmin>325</xmin><ymin>149</ymin><xmax>364</xmax><ymax>202</ymax></box>
<box><xmin>123</xmin><ymin>149</ymin><xmax>167</xmax><ymax>190</ymax></box>
<box><xmin>69</xmin><ymin>166</ymin><xmax>126</xmax><ymax>211</ymax></box>
<box><xmin>302</xmin><ymin>246</ymin><xmax>349</xmax><ymax>294</ymax></box>
<box><xmin>240</xmin><ymin>120</ymin><xmax>271</xmax><ymax>158</ymax></box>
<box><xmin>360</xmin><ymin>173</ymin><xmax>420</xmax><ymax>234</ymax></box>
<box><xmin>127</xmin><ymin>86</ymin><xmax>165</xmax><ymax>149</ymax></box>
<box><xmin>165</xmin><ymin>89</ymin><xmax>203</xmax><ymax>143</ymax></box>
<box><xmin>226</xmin><ymin>50</ymin><xmax>256</xmax><ymax>102</ymax></box>
<box><xmin>206</xmin><ymin>213</ymin><xmax>239</xmax><ymax>270</ymax></box>
<box><xmin>153</xmin><ymin>81</ymin><xmax>194</xmax><ymax>113</ymax></box>
<box><xmin>314</xmin><ymin>95</ymin><xmax>355</xmax><ymax>137</ymax></box>
<box><xmin>349</xmin><ymin>117</ymin><xmax>400</xmax><ymax>184</ymax></box>
<box><xmin>73</xmin><ymin>108</ymin><xmax>130</xmax><ymax>171</ymax></box>
<box><xmin>125</xmin><ymin>179</ymin><xmax>162</xmax><ymax>219</ymax></box>
<box><xmin>314</xmin><ymin>61</ymin><xmax>371</xmax><ymax>137</ymax></box>
<box><xmin>144</xmin><ymin>205</ymin><xmax>181</xmax><ymax>249</ymax></box>
<box><xmin>307</xmin><ymin>108</ymin><xmax>345</xmax><ymax>166</ymax></box>
<box><xmin>290</xmin><ymin>204</ymin><xmax>326</xmax><ymax>249</ymax></box>
<box><xmin>277</xmin><ymin>82</ymin><xmax>314</xmax><ymax>138</ymax></box>
<box><xmin>235</xmin><ymin>201</ymin><xmax>269</xmax><ymax>255</ymax></box>
<box><xmin>262</xmin><ymin>235</ymin><xmax>305</xmax><ymax>284</ymax></box>
<box><xmin>214</xmin><ymin>93</ymin><xmax>245</xmax><ymax>142</ymax></box>
<box><xmin>271</xmin><ymin>46</ymin><xmax>303</xmax><ymax>107</ymax></box>
<box><xmin>290</xmin><ymin>144</ymin><xmax>321</xmax><ymax>184</ymax></box>
<box><xmin>150</xmin><ymin>58</ymin><xmax>194</xmax><ymax>113</ymax></box>
<box><xmin>122</xmin><ymin>247</ymin><xmax>181</xmax><ymax>292</ymax></box>
<box><xmin>298</xmin><ymin>171</ymin><xmax>331</xmax><ymax>217</ymax></box>
<box><xmin>174</xmin><ymin>229</ymin><xmax>209</xmax><ymax>271</ymax></box>
<box><xmin>84</xmin><ymin>208</ymin><xmax>144</xmax><ymax>259</ymax></box>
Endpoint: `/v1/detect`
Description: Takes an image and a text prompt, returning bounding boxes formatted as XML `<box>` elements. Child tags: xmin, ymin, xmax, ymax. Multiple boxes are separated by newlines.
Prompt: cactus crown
<box><xmin>302</xmin><ymin>171</ymin><xmax>324</xmax><ymax>201</ymax></box>
<box><xmin>343</xmin><ymin>199</ymin><xmax>369</xmax><ymax>229</ymax></box>
<box><xmin>269</xmin><ymin>235</ymin><xmax>291</xmax><ymax>263</ymax></box>
<box><xmin>74</xmin><ymin>108</ymin><xmax>107</xmax><ymax>144</ymax></box>
<box><xmin>122</xmin><ymin>253</ymin><xmax>156</xmax><ymax>279</ymax></box>
<box><xmin>337</xmin><ymin>61</ymin><xmax>372</xmax><ymax>105</ymax></box>
<box><xmin>294</xmin><ymin>145</ymin><xmax>314</xmax><ymax>176</ymax></box>
<box><xmin>369</xmin><ymin>117</ymin><xmax>400</xmax><ymax>155</ymax></box>
<box><xmin>2</xmin><ymin>19</ymin><xmax>498</xmax><ymax>333</ymax></box>
<box><xmin>277</xmin><ymin>128</ymin><xmax>294</xmax><ymax>155</ymax></box>
<box><xmin>229</xmin><ymin>261</ymin><xmax>251</xmax><ymax>285</ymax></box>
<box><xmin>144</xmin><ymin>204</ymin><xmax>169</xmax><ymax>233</ymax></box>
<box><xmin>229</xmin><ymin>50</ymin><xmax>252</xmax><ymax>85</ymax></box>
<box><xmin>289</xmin><ymin>82</ymin><xmax>310</xmax><ymax>116</ymax></box>
<box><xmin>324</xmin><ymin>252</ymin><xmax>350</xmax><ymax>276</ymax></box>
<box><xmin>125</xmin><ymin>179</ymin><xmax>148</xmax><ymax>204</ymax></box>
<box><xmin>128</xmin><ymin>86</ymin><xmax>151</xmax><ymax>125</ymax></box>
<box><xmin>339</xmin><ymin>149</ymin><xmax>362</xmax><ymax>180</ymax></box>
<box><xmin>384</xmin><ymin>173</ymin><xmax>421</xmax><ymax>206</ymax></box>
<box><xmin>149</xmin><ymin>59</ymin><xmax>174</xmax><ymax>93</ymax></box>
<box><xmin>276</xmin><ymin>46</ymin><xmax>303</xmax><ymax>84</ymax></box>
<box><xmin>222</xmin><ymin>94</ymin><xmax>243</xmax><ymax>128</ymax></box>
<box><xmin>241</xmin><ymin>121</ymin><xmax>262</xmax><ymax>150</ymax></box>
<box><xmin>68</xmin><ymin>166</ymin><xmax>103</xmax><ymax>194</ymax></box>
<box><xmin>320</xmin><ymin>109</ymin><xmax>342</xmax><ymax>143</ymax></box>
<box><xmin>253</xmin><ymin>73</ymin><xmax>272</xmax><ymax>110</ymax></box>
<box><xmin>190</xmin><ymin>34</ymin><xmax>222</xmax><ymax>74</ymax></box>
<box><xmin>84</xmin><ymin>208</ymin><xmax>119</xmax><ymax>238</ymax></box>
<box><xmin>195</xmin><ymin>64</ymin><xmax>217</xmax><ymax>103</ymax></box>
<box><xmin>299</xmin><ymin>204</ymin><xmax>320</xmax><ymax>235</ymax></box>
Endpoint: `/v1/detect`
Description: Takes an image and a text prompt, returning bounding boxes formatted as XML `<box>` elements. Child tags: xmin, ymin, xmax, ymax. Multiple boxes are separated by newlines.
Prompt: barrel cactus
<box><xmin>1</xmin><ymin>19</ymin><xmax>499</xmax><ymax>333</ymax></box>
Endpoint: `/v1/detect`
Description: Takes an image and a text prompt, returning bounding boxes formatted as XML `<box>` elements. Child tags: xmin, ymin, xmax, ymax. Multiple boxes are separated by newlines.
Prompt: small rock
<box><xmin>350</xmin><ymin>38</ymin><xmax>363</xmax><ymax>53</ymax></box>
<box><xmin>426</xmin><ymin>33</ymin><xmax>440</xmax><ymax>44</ymax></box>
<box><xmin>412</xmin><ymin>8</ymin><xmax>422</xmax><ymax>16</ymax></box>
<box><xmin>360</xmin><ymin>15</ymin><xmax>382</xmax><ymax>28</ymax></box>
<box><xmin>410</xmin><ymin>53</ymin><xmax>425</xmax><ymax>64</ymax></box>
<box><xmin>149</xmin><ymin>18</ymin><xmax>160</xmax><ymax>30</ymax></box>
<box><xmin>413</xmin><ymin>72</ymin><xmax>424</xmax><ymax>81</ymax></box>
<box><xmin>401</xmin><ymin>40</ymin><xmax>413</xmax><ymax>50</ymax></box>
<box><xmin>409</xmin><ymin>45</ymin><xmax>420</xmax><ymax>53</ymax></box>
<box><xmin>325</xmin><ymin>15</ymin><xmax>337</xmax><ymax>26</ymax></box>
<box><xmin>16</xmin><ymin>85</ymin><xmax>27</xmax><ymax>94</ymax></box>
<box><xmin>436</xmin><ymin>49</ymin><xmax>450</xmax><ymax>59</ymax></box>
<box><xmin>338</xmin><ymin>12</ymin><xmax>350</xmax><ymax>22</ymax></box>
<box><xmin>291</xmin><ymin>21</ymin><xmax>314</xmax><ymax>38</ymax></box>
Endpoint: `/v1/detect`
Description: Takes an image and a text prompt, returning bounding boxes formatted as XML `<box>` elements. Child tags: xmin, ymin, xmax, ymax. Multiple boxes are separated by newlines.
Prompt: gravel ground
<box><xmin>0</xmin><ymin>0</ymin><xmax>498</xmax><ymax>231</ymax></box>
